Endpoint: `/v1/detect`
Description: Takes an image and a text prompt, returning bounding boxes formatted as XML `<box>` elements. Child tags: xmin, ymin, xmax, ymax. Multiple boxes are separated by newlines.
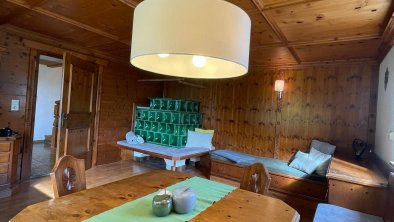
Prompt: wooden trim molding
<box><xmin>21</xmin><ymin>48</ymin><xmax>39</xmax><ymax>181</ymax></box>
<box><xmin>91</xmin><ymin>65</ymin><xmax>104</xmax><ymax>167</ymax></box>
<box><xmin>3</xmin><ymin>25</ymin><xmax>120</xmax><ymax>64</ymax></box>
<box><xmin>22</xmin><ymin>39</ymin><xmax>108</xmax><ymax>66</ymax></box>
<box><xmin>249</xmin><ymin>58</ymin><xmax>378</xmax><ymax>70</ymax></box>
<box><xmin>118</xmin><ymin>0</ymin><xmax>139</xmax><ymax>8</ymax></box>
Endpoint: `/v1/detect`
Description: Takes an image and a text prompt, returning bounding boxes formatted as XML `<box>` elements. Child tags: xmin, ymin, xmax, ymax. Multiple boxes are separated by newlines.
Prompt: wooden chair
<box><xmin>240</xmin><ymin>163</ymin><xmax>271</xmax><ymax>195</ymax></box>
<box><xmin>313</xmin><ymin>172</ymin><xmax>394</xmax><ymax>222</ymax></box>
<box><xmin>50</xmin><ymin>155</ymin><xmax>86</xmax><ymax>198</ymax></box>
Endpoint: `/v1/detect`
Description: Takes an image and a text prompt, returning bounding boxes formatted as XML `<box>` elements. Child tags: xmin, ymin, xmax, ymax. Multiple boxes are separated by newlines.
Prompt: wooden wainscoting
<box><xmin>164</xmin><ymin>63</ymin><xmax>378</xmax><ymax>161</ymax></box>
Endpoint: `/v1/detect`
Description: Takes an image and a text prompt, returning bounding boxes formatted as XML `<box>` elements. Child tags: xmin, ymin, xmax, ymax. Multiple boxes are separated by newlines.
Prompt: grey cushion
<box><xmin>313</xmin><ymin>204</ymin><xmax>383</xmax><ymax>222</ymax></box>
<box><xmin>310</xmin><ymin>140</ymin><xmax>336</xmax><ymax>155</ymax></box>
<box><xmin>309</xmin><ymin>148</ymin><xmax>332</xmax><ymax>176</ymax></box>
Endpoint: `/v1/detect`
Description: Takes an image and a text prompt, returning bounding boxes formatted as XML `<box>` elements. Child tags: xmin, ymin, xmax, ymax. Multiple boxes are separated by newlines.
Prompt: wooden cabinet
<box><xmin>0</xmin><ymin>135</ymin><xmax>22</xmax><ymax>198</ymax></box>
<box><xmin>327</xmin><ymin>157</ymin><xmax>388</xmax><ymax>217</ymax></box>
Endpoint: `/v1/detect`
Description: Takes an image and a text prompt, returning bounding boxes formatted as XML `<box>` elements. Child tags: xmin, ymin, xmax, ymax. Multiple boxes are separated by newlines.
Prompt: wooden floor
<box><xmin>0</xmin><ymin>158</ymin><xmax>312</xmax><ymax>222</ymax></box>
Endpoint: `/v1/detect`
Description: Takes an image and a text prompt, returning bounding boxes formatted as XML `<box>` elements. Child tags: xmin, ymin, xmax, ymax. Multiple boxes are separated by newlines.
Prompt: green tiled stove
<box><xmin>134</xmin><ymin>98</ymin><xmax>202</xmax><ymax>148</ymax></box>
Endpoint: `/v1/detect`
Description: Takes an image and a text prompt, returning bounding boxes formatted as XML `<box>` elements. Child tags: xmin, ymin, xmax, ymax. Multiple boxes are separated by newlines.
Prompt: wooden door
<box><xmin>57</xmin><ymin>53</ymin><xmax>98</xmax><ymax>169</ymax></box>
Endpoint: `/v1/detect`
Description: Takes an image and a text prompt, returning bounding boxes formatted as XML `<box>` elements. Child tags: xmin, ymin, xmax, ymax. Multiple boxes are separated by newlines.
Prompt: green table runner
<box><xmin>84</xmin><ymin>177</ymin><xmax>236</xmax><ymax>222</ymax></box>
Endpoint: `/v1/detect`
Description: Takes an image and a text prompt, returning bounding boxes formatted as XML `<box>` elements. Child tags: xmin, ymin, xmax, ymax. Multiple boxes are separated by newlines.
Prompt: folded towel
<box><xmin>126</xmin><ymin>131</ymin><xmax>144</xmax><ymax>144</ymax></box>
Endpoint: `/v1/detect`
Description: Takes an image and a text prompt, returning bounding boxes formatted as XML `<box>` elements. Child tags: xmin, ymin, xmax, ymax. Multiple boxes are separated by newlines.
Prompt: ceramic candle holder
<box><xmin>172</xmin><ymin>186</ymin><xmax>196</xmax><ymax>214</ymax></box>
<box><xmin>152</xmin><ymin>190</ymin><xmax>172</xmax><ymax>217</ymax></box>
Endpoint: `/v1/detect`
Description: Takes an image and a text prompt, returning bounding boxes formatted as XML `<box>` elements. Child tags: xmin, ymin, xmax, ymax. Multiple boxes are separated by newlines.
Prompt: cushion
<box><xmin>195</xmin><ymin>128</ymin><xmax>215</xmax><ymax>134</ymax></box>
<box><xmin>313</xmin><ymin>203</ymin><xmax>383</xmax><ymax>222</ymax></box>
<box><xmin>289</xmin><ymin>156</ymin><xmax>319</xmax><ymax>174</ymax></box>
<box><xmin>211</xmin><ymin>150</ymin><xmax>255</xmax><ymax>164</ymax></box>
<box><xmin>289</xmin><ymin>150</ymin><xmax>309</xmax><ymax>163</ymax></box>
<box><xmin>309</xmin><ymin>148</ymin><xmax>331</xmax><ymax>176</ymax></box>
<box><xmin>186</xmin><ymin>130</ymin><xmax>213</xmax><ymax>149</ymax></box>
<box><xmin>310</xmin><ymin>139</ymin><xmax>336</xmax><ymax>155</ymax></box>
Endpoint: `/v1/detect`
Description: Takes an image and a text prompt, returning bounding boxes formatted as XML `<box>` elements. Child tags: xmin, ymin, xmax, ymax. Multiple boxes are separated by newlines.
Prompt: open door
<box><xmin>57</xmin><ymin>53</ymin><xmax>98</xmax><ymax>169</ymax></box>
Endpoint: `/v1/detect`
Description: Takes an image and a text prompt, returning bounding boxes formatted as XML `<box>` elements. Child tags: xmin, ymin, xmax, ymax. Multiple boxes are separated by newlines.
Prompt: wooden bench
<box><xmin>210</xmin><ymin>158</ymin><xmax>329</xmax><ymax>221</ymax></box>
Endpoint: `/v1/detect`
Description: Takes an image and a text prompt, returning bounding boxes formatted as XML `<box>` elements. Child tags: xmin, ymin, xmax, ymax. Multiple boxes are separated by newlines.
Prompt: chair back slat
<box><xmin>50</xmin><ymin>155</ymin><xmax>86</xmax><ymax>198</ymax></box>
<box><xmin>240</xmin><ymin>163</ymin><xmax>271</xmax><ymax>195</ymax></box>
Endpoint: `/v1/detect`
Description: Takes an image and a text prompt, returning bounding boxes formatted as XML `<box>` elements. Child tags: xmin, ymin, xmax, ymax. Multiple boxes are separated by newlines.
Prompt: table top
<box><xmin>327</xmin><ymin>157</ymin><xmax>388</xmax><ymax>188</ymax></box>
<box><xmin>11</xmin><ymin>170</ymin><xmax>300</xmax><ymax>222</ymax></box>
<box><xmin>117</xmin><ymin>140</ymin><xmax>211</xmax><ymax>160</ymax></box>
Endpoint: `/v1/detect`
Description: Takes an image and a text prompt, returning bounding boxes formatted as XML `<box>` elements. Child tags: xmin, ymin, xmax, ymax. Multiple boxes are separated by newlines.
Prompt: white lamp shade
<box><xmin>130</xmin><ymin>0</ymin><xmax>251</xmax><ymax>79</ymax></box>
<box><xmin>275</xmin><ymin>80</ymin><xmax>285</xmax><ymax>92</ymax></box>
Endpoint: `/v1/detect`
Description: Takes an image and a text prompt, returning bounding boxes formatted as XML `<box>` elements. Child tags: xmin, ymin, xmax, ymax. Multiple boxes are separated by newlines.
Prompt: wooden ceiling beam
<box><xmin>252</xmin><ymin>0</ymin><xmax>302</xmax><ymax>64</ymax></box>
<box><xmin>0</xmin><ymin>0</ymin><xmax>49</xmax><ymax>25</ymax></box>
<box><xmin>258</xmin><ymin>0</ymin><xmax>322</xmax><ymax>11</ymax></box>
<box><xmin>377</xmin><ymin>0</ymin><xmax>394</xmax><ymax>61</ymax></box>
<box><xmin>378</xmin><ymin>12</ymin><xmax>394</xmax><ymax>61</ymax></box>
<box><xmin>5</xmin><ymin>0</ymin><xmax>130</xmax><ymax>46</ymax></box>
<box><xmin>251</xmin><ymin>34</ymin><xmax>381</xmax><ymax>51</ymax></box>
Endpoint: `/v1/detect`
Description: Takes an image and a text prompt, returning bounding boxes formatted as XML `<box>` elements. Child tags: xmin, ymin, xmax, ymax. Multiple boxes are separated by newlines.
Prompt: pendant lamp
<box><xmin>130</xmin><ymin>0</ymin><xmax>251</xmax><ymax>79</ymax></box>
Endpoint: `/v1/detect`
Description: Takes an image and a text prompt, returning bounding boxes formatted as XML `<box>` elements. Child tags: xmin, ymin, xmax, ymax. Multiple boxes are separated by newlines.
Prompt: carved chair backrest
<box><xmin>240</xmin><ymin>163</ymin><xmax>271</xmax><ymax>195</ymax></box>
<box><xmin>50</xmin><ymin>155</ymin><xmax>86</xmax><ymax>198</ymax></box>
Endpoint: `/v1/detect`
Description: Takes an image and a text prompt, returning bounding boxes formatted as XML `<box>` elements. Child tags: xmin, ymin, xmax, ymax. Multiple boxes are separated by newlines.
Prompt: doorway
<box><xmin>31</xmin><ymin>55</ymin><xmax>63</xmax><ymax>178</ymax></box>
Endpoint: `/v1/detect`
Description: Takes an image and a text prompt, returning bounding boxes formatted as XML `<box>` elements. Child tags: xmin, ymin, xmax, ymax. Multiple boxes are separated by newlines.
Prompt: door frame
<box><xmin>21</xmin><ymin>41</ymin><xmax>106</xmax><ymax>181</ymax></box>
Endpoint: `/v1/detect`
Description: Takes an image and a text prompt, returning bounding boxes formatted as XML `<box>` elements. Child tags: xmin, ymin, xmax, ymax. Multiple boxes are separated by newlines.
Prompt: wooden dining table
<box><xmin>11</xmin><ymin>170</ymin><xmax>300</xmax><ymax>222</ymax></box>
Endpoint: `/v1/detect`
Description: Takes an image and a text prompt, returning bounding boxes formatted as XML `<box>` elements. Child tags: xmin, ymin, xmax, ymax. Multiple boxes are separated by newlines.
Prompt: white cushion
<box><xmin>289</xmin><ymin>156</ymin><xmax>319</xmax><ymax>174</ymax></box>
<box><xmin>309</xmin><ymin>147</ymin><xmax>331</xmax><ymax>176</ymax></box>
<box><xmin>310</xmin><ymin>139</ymin><xmax>336</xmax><ymax>155</ymax></box>
<box><xmin>186</xmin><ymin>130</ymin><xmax>213</xmax><ymax>149</ymax></box>
<box><xmin>295</xmin><ymin>150</ymin><xmax>308</xmax><ymax>159</ymax></box>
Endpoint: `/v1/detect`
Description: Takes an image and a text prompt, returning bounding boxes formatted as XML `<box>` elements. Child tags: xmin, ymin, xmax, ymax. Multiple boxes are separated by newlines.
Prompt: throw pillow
<box><xmin>309</xmin><ymin>147</ymin><xmax>332</xmax><ymax>176</ymax></box>
<box><xmin>310</xmin><ymin>139</ymin><xmax>336</xmax><ymax>155</ymax></box>
<box><xmin>195</xmin><ymin>128</ymin><xmax>215</xmax><ymax>134</ymax></box>
<box><xmin>289</xmin><ymin>150</ymin><xmax>309</xmax><ymax>163</ymax></box>
<box><xmin>289</xmin><ymin>156</ymin><xmax>319</xmax><ymax>174</ymax></box>
<box><xmin>186</xmin><ymin>130</ymin><xmax>213</xmax><ymax>149</ymax></box>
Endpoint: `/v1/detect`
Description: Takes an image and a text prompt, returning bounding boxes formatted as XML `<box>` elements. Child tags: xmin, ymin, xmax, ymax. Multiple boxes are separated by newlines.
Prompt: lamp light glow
<box><xmin>275</xmin><ymin>80</ymin><xmax>285</xmax><ymax>100</ymax></box>
<box><xmin>275</xmin><ymin>80</ymin><xmax>285</xmax><ymax>92</ymax></box>
<box><xmin>192</xmin><ymin>55</ymin><xmax>207</xmax><ymax>68</ymax></box>
<box><xmin>158</xmin><ymin>54</ymin><xmax>170</xmax><ymax>58</ymax></box>
<box><xmin>130</xmin><ymin>0</ymin><xmax>251</xmax><ymax>79</ymax></box>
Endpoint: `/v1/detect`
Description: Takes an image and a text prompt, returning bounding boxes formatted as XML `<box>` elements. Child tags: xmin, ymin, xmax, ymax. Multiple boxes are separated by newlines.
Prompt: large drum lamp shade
<box><xmin>130</xmin><ymin>0</ymin><xmax>251</xmax><ymax>79</ymax></box>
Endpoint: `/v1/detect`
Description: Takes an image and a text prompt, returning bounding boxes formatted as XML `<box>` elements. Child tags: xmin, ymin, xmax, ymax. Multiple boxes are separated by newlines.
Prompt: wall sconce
<box><xmin>275</xmin><ymin>80</ymin><xmax>285</xmax><ymax>100</ymax></box>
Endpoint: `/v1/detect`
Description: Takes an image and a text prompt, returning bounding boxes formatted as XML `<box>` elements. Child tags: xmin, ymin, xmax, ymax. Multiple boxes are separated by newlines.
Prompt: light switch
<box><xmin>389</xmin><ymin>131</ymin><xmax>394</xmax><ymax>141</ymax></box>
<box><xmin>11</xmin><ymin>99</ymin><xmax>19</xmax><ymax>111</ymax></box>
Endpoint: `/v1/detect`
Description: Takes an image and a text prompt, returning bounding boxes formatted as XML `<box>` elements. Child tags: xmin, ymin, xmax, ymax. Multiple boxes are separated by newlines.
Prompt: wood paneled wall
<box><xmin>0</xmin><ymin>31</ymin><xmax>29</xmax><ymax>135</ymax></box>
<box><xmin>165</xmin><ymin>64</ymin><xmax>378</xmax><ymax>161</ymax></box>
<box><xmin>0</xmin><ymin>30</ymin><xmax>163</xmax><ymax>166</ymax></box>
<box><xmin>97</xmin><ymin>64</ymin><xmax>162</xmax><ymax>165</ymax></box>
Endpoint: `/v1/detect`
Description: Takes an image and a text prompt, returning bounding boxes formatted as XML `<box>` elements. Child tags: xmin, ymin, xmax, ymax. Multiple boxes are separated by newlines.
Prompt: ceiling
<box><xmin>1</xmin><ymin>0</ymin><xmax>393</xmax><ymax>69</ymax></box>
